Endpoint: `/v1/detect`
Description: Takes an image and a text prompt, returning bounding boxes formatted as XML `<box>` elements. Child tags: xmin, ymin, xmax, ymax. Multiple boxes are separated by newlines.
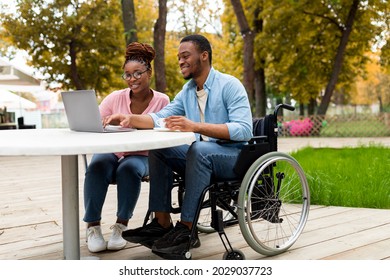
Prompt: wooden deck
<box><xmin>1</xmin><ymin>137</ymin><xmax>390</xmax><ymax>260</ymax></box>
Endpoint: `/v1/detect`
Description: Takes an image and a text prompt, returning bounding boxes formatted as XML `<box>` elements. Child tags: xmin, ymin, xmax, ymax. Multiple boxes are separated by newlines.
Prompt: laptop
<box><xmin>61</xmin><ymin>90</ymin><xmax>136</xmax><ymax>133</ymax></box>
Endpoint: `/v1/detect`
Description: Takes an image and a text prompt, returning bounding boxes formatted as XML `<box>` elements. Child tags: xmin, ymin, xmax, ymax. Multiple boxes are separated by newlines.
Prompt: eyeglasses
<box><xmin>121</xmin><ymin>69</ymin><xmax>149</xmax><ymax>80</ymax></box>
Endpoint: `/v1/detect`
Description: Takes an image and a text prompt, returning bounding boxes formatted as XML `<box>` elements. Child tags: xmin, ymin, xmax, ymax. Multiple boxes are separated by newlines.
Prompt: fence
<box><xmin>40</xmin><ymin>111</ymin><xmax>390</xmax><ymax>137</ymax></box>
<box><xmin>278</xmin><ymin>113</ymin><xmax>390</xmax><ymax>137</ymax></box>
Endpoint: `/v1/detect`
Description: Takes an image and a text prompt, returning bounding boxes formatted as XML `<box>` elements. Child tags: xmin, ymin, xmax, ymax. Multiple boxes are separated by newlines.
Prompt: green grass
<box><xmin>290</xmin><ymin>145</ymin><xmax>390</xmax><ymax>209</ymax></box>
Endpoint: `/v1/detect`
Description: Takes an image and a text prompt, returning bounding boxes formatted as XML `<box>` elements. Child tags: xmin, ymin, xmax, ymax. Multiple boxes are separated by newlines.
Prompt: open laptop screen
<box><xmin>61</xmin><ymin>90</ymin><xmax>135</xmax><ymax>133</ymax></box>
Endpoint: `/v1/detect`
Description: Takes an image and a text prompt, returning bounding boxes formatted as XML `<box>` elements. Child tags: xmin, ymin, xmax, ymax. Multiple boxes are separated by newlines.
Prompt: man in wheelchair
<box><xmin>104</xmin><ymin>34</ymin><xmax>252</xmax><ymax>259</ymax></box>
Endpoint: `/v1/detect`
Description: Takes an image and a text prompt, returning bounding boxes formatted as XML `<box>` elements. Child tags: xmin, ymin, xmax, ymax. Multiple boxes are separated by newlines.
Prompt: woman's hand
<box><xmin>103</xmin><ymin>114</ymin><xmax>131</xmax><ymax>127</ymax></box>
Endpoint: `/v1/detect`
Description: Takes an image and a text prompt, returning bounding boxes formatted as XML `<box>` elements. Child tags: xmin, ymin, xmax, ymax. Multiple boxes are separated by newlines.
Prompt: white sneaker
<box><xmin>107</xmin><ymin>223</ymin><xmax>127</xmax><ymax>250</ymax></box>
<box><xmin>86</xmin><ymin>226</ymin><xmax>106</xmax><ymax>253</ymax></box>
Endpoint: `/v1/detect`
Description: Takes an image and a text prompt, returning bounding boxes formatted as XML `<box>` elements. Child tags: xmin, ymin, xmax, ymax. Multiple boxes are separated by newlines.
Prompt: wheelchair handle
<box><xmin>274</xmin><ymin>103</ymin><xmax>295</xmax><ymax>118</ymax></box>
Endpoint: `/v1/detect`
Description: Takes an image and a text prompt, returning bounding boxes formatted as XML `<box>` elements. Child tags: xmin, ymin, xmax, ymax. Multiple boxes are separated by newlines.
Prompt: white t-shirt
<box><xmin>196</xmin><ymin>88</ymin><xmax>209</xmax><ymax>141</ymax></box>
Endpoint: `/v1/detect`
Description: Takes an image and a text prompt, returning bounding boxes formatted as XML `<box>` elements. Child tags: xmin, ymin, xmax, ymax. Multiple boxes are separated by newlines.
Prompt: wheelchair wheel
<box><xmin>237</xmin><ymin>151</ymin><xmax>310</xmax><ymax>256</ymax></box>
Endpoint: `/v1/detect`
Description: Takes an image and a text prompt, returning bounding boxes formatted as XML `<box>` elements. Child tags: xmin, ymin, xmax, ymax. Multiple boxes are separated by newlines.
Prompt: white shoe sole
<box><xmin>87</xmin><ymin>242</ymin><xmax>107</xmax><ymax>253</ymax></box>
<box><xmin>107</xmin><ymin>241</ymin><xmax>126</xmax><ymax>251</ymax></box>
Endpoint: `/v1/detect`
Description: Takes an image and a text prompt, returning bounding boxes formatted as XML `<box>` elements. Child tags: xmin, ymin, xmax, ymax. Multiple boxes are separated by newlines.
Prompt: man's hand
<box><xmin>165</xmin><ymin>116</ymin><xmax>230</xmax><ymax>139</ymax></box>
<box><xmin>164</xmin><ymin>116</ymin><xmax>197</xmax><ymax>132</ymax></box>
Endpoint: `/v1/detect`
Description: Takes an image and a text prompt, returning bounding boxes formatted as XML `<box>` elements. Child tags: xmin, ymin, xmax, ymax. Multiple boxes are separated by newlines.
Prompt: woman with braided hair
<box><xmin>83</xmin><ymin>42</ymin><xmax>169</xmax><ymax>253</ymax></box>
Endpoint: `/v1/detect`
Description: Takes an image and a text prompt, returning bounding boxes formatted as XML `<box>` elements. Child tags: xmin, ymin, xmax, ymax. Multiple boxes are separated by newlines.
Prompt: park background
<box><xmin>0</xmin><ymin>0</ymin><xmax>389</xmax><ymax>137</ymax></box>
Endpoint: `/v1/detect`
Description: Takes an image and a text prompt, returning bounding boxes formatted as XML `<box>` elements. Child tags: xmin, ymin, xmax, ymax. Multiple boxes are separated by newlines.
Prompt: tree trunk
<box><xmin>308</xmin><ymin>97</ymin><xmax>316</xmax><ymax>115</ymax></box>
<box><xmin>153</xmin><ymin>0</ymin><xmax>168</xmax><ymax>93</ymax></box>
<box><xmin>69</xmin><ymin>40</ymin><xmax>85</xmax><ymax>90</ymax></box>
<box><xmin>230</xmin><ymin>0</ymin><xmax>255</xmax><ymax>103</ymax></box>
<box><xmin>121</xmin><ymin>0</ymin><xmax>138</xmax><ymax>46</ymax></box>
<box><xmin>253</xmin><ymin>5</ymin><xmax>266</xmax><ymax>117</ymax></box>
<box><xmin>378</xmin><ymin>94</ymin><xmax>383</xmax><ymax>113</ymax></box>
<box><xmin>299</xmin><ymin>103</ymin><xmax>304</xmax><ymax>116</ymax></box>
<box><xmin>317</xmin><ymin>0</ymin><xmax>359</xmax><ymax>115</ymax></box>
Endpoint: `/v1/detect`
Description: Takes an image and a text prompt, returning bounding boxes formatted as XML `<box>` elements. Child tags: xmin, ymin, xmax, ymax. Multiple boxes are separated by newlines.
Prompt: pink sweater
<box><xmin>99</xmin><ymin>88</ymin><xmax>169</xmax><ymax>158</ymax></box>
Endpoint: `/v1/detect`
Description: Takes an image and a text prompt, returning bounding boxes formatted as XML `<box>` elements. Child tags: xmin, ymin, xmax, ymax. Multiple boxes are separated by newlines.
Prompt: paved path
<box><xmin>278</xmin><ymin>137</ymin><xmax>390</xmax><ymax>153</ymax></box>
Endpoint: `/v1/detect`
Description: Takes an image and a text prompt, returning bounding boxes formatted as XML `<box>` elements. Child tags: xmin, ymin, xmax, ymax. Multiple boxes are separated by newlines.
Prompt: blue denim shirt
<box><xmin>149</xmin><ymin>67</ymin><xmax>253</xmax><ymax>142</ymax></box>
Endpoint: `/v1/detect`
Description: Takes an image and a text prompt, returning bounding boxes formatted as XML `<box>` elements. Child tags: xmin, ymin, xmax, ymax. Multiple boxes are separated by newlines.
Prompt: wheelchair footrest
<box><xmin>152</xmin><ymin>249</ymin><xmax>192</xmax><ymax>260</ymax></box>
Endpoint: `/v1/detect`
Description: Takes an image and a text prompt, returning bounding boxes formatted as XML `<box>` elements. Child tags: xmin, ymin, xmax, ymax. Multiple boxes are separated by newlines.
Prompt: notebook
<box><xmin>61</xmin><ymin>90</ymin><xmax>136</xmax><ymax>133</ymax></box>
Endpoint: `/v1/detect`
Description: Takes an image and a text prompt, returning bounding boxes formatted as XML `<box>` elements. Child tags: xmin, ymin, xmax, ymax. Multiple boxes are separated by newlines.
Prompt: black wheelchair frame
<box><xmin>144</xmin><ymin>104</ymin><xmax>310</xmax><ymax>260</ymax></box>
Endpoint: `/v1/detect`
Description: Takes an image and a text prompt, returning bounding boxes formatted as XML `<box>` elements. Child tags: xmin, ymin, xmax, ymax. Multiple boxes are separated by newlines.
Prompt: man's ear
<box><xmin>201</xmin><ymin>51</ymin><xmax>209</xmax><ymax>62</ymax></box>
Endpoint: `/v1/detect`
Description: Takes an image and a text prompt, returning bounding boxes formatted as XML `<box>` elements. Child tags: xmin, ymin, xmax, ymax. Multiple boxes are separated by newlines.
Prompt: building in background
<box><xmin>0</xmin><ymin>58</ymin><xmax>64</xmax><ymax>128</ymax></box>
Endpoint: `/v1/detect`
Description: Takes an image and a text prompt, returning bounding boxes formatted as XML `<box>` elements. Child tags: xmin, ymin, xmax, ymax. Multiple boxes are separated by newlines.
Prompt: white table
<box><xmin>0</xmin><ymin>128</ymin><xmax>195</xmax><ymax>259</ymax></box>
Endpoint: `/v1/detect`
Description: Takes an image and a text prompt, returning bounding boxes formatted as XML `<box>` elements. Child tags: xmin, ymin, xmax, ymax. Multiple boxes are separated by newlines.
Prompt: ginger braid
<box><xmin>123</xmin><ymin>42</ymin><xmax>155</xmax><ymax>70</ymax></box>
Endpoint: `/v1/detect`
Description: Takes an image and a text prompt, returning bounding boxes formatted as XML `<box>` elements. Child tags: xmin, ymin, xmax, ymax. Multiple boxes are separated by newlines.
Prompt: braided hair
<box><xmin>123</xmin><ymin>42</ymin><xmax>155</xmax><ymax>70</ymax></box>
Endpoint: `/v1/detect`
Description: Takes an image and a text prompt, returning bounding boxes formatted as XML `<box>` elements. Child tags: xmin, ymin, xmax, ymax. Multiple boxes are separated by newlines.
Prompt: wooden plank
<box><xmin>265</xmin><ymin>224</ymin><xmax>390</xmax><ymax>260</ymax></box>
<box><xmin>0</xmin><ymin>222</ymin><xmax>63</xmax><ymax>259</ymax></box>
<box><xmin>322</xmin><ymin>238</ymin><xmax>390</xmax><ymax>260</ymax></box>
<box><xmin>1</xmin><ymin>154</ymin><xmax>390</xmax><ymax>260</ymax></box>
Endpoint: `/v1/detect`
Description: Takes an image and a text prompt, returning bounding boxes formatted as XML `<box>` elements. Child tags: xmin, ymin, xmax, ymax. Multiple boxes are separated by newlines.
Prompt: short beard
<box><xmin>183</xmin><ymin>73</ymin><xmax>193</xmax><ymax>80</ymax></box>
<box><xmin>183</xmin><ymin>58</ymin><xmax>201</xmax><ymax>80</ymax></box>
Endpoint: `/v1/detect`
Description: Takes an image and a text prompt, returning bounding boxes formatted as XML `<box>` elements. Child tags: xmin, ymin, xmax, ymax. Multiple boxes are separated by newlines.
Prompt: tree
<box><xmin>122</xmin><ymin>0</ymin><xmax>138</xmax><ymax>46</ymax></box>
<box><xmin>317</xmin><ymin>0</ymin><xmax>360</xmax><ymax>115</ymax></box>
<box><xmin>1</xmin><ymin>0</ymin><xmax>124</xmax><ymax>94</ymax></box>
<box><xmin>355</xmin><ymin>54</ymin><xmax>390</xmax><ymax>112</ymax></box>
<box><xmin>160</xmin><ymin>0</ymin><xmax>225</xmax><ymax>97</ymax></box>
<box><xmin>258</xmin><ymin>0</ymin><xmax>382</xmax><ymax>116</ymax></box>
<box><xmin>229</xmin><ymin>0</ymin><xmax>255</xmax><ymax>106</ymax></box>
<box><xmin>377</xmin><ymin>1</ymin><xmax>390</xmax><ymax>83</ymax></box>
<box><xmin>223</xmin><ymin>0</ymin><xmax>267</xmax><ymax>117</ymax></box>
<box><xmin>168</xmin><ymin>0</ymin><xmax>223</xmax><ymax>35</ymax></box>
<box><xmin>0</xmin><ymin>24</ymin><xmax>17</xmax><ymax>59</ymax></box>
<box><xmin>252</xmin><ymin>4</ymin><xmax>267</xmax><ymax>117</ymax></box>
<box><xmin>154</xmin><ymin>0</ymin><xmax>168</xmax><ymax>93</ymax></box>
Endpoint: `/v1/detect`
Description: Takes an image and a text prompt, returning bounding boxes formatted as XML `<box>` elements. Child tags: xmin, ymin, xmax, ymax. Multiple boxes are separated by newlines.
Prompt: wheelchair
<box><xmin>143</xmin><ymin>104</ymin><xmax>310</xmax><ymax>260</ymax></box>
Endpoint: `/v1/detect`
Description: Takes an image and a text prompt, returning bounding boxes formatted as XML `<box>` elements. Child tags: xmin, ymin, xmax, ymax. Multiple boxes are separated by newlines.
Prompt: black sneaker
<box><xmin>151</xmin><ymin>221</ymin><xmax>201</xmax><ymax>255</ymax></box>
<box><xmin>122</xmin><ymin>218</ymin><xmax>173</xmax><ymax>244</ymax></box>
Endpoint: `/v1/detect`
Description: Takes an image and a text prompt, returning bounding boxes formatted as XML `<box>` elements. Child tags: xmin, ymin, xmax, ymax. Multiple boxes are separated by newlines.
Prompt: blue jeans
<box><xmin>83</xmin><ymin>153</ymin><xmax>148</xmax><ymax>223</ymax></box>
<box><xmin>148</xmin><ymin>141</ymin><xmax>243</xmax><ymax>222</ymax></box>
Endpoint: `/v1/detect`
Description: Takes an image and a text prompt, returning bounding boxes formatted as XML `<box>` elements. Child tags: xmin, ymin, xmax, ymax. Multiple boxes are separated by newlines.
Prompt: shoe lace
<box><xmin>87</xmin><ymin>226</ymin><xmax>101</xmax><ymax>239</ymax></box>
<box><xmin>165</xmin><ymin>223</ymin><xmax>189</xmax><ymax>242</ymax></box>
<box><xmin>110</xmin><ymin>224</ymin><xmax>124</xmax><ymax>238</ymax></box>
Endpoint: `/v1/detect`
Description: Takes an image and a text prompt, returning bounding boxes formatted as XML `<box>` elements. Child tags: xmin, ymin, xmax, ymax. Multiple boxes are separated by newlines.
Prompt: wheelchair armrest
<box><xmin>248</xmin><ymin>135</ymin><xmax>267</xmax><ymax>144</ymax></box>
<box><xmin>216</xmin><ymin>137</ymin><xmax>266</xmax><ymax>145</ymax></box>
<box><xmin>216</xmin><ymin>139</ymin><xmax>245</xmax><ymax>145</ymax></box>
